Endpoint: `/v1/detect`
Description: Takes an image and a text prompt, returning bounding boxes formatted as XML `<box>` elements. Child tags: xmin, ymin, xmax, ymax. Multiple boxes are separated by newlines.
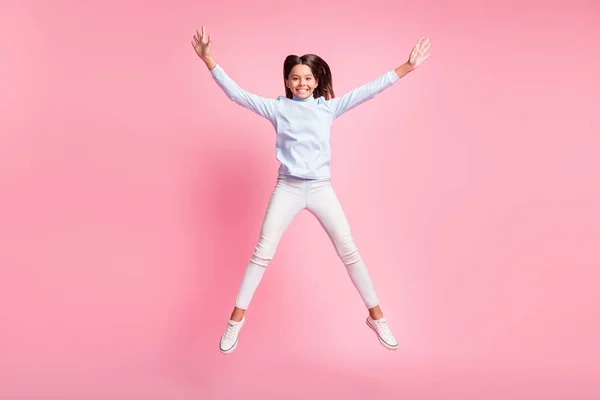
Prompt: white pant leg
<box><xmin>234</xmin><ymin>178</ymin><xmax>306</xmax><ymax>309</ymax></box>
<box><xmin>306</xmin><ymin>180</ymin><xmax>379</xmax><ymax>309</ymax></box>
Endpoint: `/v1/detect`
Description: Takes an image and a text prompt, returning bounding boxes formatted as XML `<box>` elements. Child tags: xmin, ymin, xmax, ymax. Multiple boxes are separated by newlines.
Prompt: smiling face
<box><xmin>285</xmin><ymin>64</ymin><xmax>318</xmax><ymax>99</ymax></box>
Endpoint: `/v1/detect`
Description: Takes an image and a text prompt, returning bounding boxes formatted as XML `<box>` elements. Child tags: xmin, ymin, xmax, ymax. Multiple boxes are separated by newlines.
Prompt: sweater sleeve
<box><xmin>210</xmin><ymin>64</ymin><xmax>277</xmax><ymax>123</ymax></box>
<box><xmin>326</xmin><ymin>70</ymin><xmax>399</xmax><ymax>119</ymax></box>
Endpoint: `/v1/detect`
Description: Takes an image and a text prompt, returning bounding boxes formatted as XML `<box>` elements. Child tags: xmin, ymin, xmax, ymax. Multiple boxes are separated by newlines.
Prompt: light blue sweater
<box><xmin>210</xmin><ymin>63</ymin><xmax>400</xmax><ymax>179</ymax></box>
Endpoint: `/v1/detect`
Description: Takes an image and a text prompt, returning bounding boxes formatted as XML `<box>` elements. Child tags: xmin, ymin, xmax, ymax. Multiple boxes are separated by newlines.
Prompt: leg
<box><xmin>306</xmin><ymin>180</ymin><xmax>381</xmax><ymax>314</ymax></box>
<box><xmin>305</xmin><ymin>181</ymin><xmax>398</xmax><ymax>350</ymax></box>
<box><xmin>220</xmin><ymin>178</ymin><xmax>307</xmax><ymax>354</ymax></box>
<box><xmin>231</xmin><ymin>178</ymin><xmax>305</xmax><ymax>319</ymax></box>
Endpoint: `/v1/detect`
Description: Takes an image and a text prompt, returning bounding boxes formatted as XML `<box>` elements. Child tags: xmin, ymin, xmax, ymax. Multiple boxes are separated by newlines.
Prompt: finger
<box><xmin>202</xmin><ymin>26</ymin><xmax>206</xmax><ymax>42</ymax></box>
<box><xmin>208</xmin><ymin>34</ymin><xmax>212</xmax><ymax>45</ymax></box>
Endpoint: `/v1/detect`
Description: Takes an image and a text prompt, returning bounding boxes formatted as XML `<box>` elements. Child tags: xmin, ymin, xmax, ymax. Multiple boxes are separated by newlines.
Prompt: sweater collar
<box><xmin>292</xmin><ymin>93</ymin><xmax>316</xmax><ymax>103</ymax></box>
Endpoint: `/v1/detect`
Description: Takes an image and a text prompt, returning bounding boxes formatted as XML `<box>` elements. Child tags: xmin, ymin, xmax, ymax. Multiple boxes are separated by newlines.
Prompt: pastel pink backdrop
<box><xmin>1</xmin><ymin>0</ymin><xmax>598</xmax><ymax>398</ymax></box>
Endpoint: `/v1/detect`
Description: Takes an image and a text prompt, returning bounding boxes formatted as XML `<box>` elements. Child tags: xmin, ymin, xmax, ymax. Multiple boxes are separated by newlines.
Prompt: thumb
<box><xmin>208</xmin><ymin>34</ymin><xmax>212</xmax><ymax>45</ymax></box>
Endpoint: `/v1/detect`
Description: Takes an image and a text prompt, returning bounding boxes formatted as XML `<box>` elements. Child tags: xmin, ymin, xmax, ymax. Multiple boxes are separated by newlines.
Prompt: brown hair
<box><xmin>283</xmin><ymin>54</ymin><xmax>335</xmax><ymax>100</ymax></box>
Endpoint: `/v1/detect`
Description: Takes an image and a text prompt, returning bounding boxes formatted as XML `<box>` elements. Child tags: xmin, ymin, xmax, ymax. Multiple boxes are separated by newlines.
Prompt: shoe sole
<box><xmin>366</xmin><ymin>318</ymin><xmax>398</xmax><ymax>350</ymax></box>
<box><xmin>219</xmin><ymin>318</ymin><xmax>246</xmax><ymax>355</ymax></box>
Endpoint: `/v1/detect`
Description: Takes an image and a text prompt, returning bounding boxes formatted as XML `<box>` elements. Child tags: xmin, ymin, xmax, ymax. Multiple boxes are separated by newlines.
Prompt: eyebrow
<box><xmin>291</xmin><ymin>74</ymin><xmax>313</xmax><ymax>77</ymax></box>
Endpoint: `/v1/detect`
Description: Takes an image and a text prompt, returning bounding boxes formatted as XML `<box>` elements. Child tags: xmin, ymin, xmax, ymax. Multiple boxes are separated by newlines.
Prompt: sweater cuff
<box><xmin>210</xmin><ymin>63</ymin><xmax>223</xmax><ymax>76</ymax></box>
<box><xmin>388</xmin><ymin>69</ymin><xmax>400</xmax><ymax>84</ymax></box>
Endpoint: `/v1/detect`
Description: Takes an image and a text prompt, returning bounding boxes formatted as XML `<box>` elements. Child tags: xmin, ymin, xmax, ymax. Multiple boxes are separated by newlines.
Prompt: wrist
<box><xmin>394</xmin><ymin>62</ymin><xmax>415</xmax><ymax>79</ymax></box>
<box><xmin>201</xmin><ymin>54</ymin><xmax>217</xmax><ymax>71</ymax></box>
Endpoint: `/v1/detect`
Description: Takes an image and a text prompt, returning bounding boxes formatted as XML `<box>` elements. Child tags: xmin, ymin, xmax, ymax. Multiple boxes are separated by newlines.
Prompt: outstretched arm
<box><xmin>328</xmin><ymin>37</ymin><xmax>432</xmax><ymax>119</ymax></box>
<box><xmin>192</xmin><ymin>26</ymin><xmax>277</xmax><ymax>123</ymax></box>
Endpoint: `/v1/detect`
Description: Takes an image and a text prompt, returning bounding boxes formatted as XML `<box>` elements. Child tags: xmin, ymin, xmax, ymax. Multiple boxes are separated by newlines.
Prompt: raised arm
<box><xmin>327</xmin><ymin>37</ymin><xmax>432</xmax><ymax>120</ymax></box>
<box><xmin>192</xmin><ymin>26</ymin><xmax>277</xmax><ymax>123</ymax></box>
<box><xmin>326</xmin><ymin>70</ymin><xmax>399</xmax><ymax>119</ymax></box>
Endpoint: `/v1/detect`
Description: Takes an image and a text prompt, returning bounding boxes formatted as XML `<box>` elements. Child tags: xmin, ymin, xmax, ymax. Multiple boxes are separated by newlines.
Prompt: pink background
<box><xmin>1</xmin><ymin>0</ymin><xmax>599</xmax><ymax>398</ymax></box>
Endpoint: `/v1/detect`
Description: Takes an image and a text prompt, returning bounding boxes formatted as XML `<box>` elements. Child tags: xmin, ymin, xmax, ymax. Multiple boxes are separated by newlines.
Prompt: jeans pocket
<box><xmin>310</xmin><ymin>179</ymin><xmax>332</xmax><ymax>194</ymax></box>
<box><xmin>275</xmin><ymin>179</ymin><xmax>301</xmax><ymax>195</ymax></box>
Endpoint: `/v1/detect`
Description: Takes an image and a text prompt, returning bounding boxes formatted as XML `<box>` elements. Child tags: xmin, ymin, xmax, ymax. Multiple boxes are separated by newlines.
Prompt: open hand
<box><xmin>192</xmin><ymin>26</ymin><xmax>212</xmax><ymax>60</ymax></box>
<box><xmin>408</xmin><ymin>37</ymin><xmax>431</xmax><ymax>69</ymax></box>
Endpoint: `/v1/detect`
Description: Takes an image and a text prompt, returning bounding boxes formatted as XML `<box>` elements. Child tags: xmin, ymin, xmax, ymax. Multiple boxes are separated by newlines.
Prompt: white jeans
<box><xmin>234</xmin><ymin>176</ymin><xmax>379</xmax><ymax>310</ymax></box>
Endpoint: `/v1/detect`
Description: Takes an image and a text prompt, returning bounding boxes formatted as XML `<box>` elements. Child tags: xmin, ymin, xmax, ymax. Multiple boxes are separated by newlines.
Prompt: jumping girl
<box><xmin>191</xmin><ymin>26</ymin><xmax>431</xmax><ymax>354</ymax></box>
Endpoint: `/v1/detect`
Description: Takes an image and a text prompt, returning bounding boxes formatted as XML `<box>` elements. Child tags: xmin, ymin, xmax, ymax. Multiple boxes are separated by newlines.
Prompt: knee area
<box><xmin>250</xmin><ymin>236</ymin><xmax>277</xmax><ymax>267</ymax></box>
<box><xmin>333</xmin><ymin>234</ymin><xmax>362</xmax><ymax>265</ymax></box>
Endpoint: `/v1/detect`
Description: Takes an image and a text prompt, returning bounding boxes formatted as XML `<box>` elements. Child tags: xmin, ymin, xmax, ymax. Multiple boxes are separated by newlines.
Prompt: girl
<box><xmin>191</xmin><ymin>26</ymin><xmax>431</xmax><ymax>354</ymax></box>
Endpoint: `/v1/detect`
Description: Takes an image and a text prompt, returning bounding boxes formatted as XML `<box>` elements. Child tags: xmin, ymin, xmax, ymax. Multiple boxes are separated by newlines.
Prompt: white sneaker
<box><xmin>366</xmin><ymin>316</ymin><xmax>398</xmax><ymax>350</ymax></box>
<box><xmin>219</xmin><ymin>316</ymin><xmax>246</xmax><ymax>354</ymax></box>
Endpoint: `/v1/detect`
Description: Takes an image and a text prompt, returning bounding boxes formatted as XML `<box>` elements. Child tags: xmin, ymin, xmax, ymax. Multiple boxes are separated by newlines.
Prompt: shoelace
<box><xmin>374</xmin><ymin>319</ymin><xmax>393</xmax><ymax>339</ymax></box>
<box><xmin>224</xmin><ymin>323</ymin><xmax>240</xmax><ymax>341</ymax></box>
